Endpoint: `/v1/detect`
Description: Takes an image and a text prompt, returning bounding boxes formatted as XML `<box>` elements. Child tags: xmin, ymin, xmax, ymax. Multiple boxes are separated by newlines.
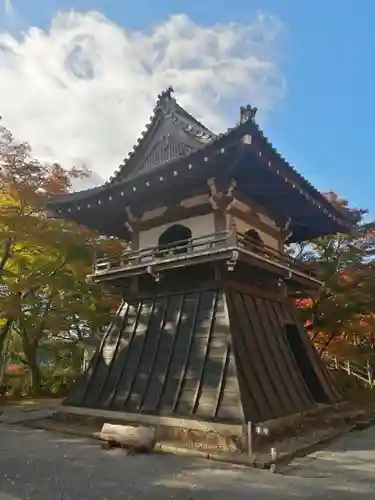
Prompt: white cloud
<box><xmin>0</xmin><ymin>10</ymin><xmax>285</xmax><ymax>185</ymax></box>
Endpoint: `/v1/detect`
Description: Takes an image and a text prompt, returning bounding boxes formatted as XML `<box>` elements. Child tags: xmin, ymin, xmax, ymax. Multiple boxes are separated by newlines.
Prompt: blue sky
<box><xmin>1</xmin><ymin>0</ymin><xmax>373</xmax><ymax>213</ymax></box>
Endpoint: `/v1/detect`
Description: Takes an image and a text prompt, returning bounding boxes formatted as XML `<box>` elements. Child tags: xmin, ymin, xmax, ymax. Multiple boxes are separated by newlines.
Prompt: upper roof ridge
<box><xmin>107</xmin><ymin>88</ymin><xmax>216</xmax><ymax>185</ymax></box>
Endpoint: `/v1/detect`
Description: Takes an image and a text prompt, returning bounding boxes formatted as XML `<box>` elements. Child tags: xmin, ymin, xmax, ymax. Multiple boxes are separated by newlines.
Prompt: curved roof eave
<box><xmin>47</xmin><ymin>92</ymin><xmax>353</xmax><ymax>230</ymax></box>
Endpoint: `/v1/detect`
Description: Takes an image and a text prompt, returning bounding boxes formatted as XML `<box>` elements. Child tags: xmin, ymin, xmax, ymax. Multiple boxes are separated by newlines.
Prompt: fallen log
<box><xmin>98</xmin><ymin>423</ymin><xmax>157</xmax><ymax>453</ymax></box>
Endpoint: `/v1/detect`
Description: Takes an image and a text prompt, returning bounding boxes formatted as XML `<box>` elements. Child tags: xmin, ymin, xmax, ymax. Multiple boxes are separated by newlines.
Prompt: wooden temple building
<box><xmin>48</xmin><ymin>87</ymin><xmax>353</xmax><ymax>427</ymax></box>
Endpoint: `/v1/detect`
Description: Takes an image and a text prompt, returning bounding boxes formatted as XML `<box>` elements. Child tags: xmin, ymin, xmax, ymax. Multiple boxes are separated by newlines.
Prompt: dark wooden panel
<box><xmin>191</xmin><ymin>290</ymin><xmax>218</xmax><ymax>415</ymax></box>
<box><xmin>69</xmin><ymin>301</ymin><xmax>127</xmax><ymax>407</ymax></box>
<box><xmin>253</xmin><ymin>297</ymin><xmax>302</xmax><ymax>413</ymax></box>
<box><xmin>159</xmin><ymin>293</ymin><xmax>198</xmax><ymax>412</ymax></box>
<box><xmin>144</xmin><ymin>295</ymin><xmax>184</xmax><ymax>411</ymax></box>
<box><xmin>196</xmin><ymin>290</ymin><xmax>244</xmax><ymax>422</ymax></box>
<box><xmin>82</xmin><ymin>301</ymin><xmax>129</xmax><ymax>408</ymax></box>
<box><xmin>239</xmin><ymin>294</ymin><xmax>287</xmax><ymax>419</ymax></box>
<box><xmin>253</xmin><ymin>297</ymin><xmax>296</xmax><ymax>413</ymax></box>
<box><xmin>226</xmin><ymin>291</ymin><xmax>266</xmax><ymax>422</ymax></box>
<box><xmin>135</xmin><ymin>297</ymin><xmax>170</xmax><ymax>412</ymax></box>
<box><xmin>265</xmin><ymin>299</ymin><xmax>313</xmax><ymax>408</ymax></box>
<box><xmin>175</xmin><ymin>290</ymin><xmax>214</xmax><ymax>415</ymax></box>
<box><xmin>64</xmin><ymin>284</ymin><xmax>343</xmax><ymax>423</ymax></box>
<box><xmin>112</xmin><ymin>298</ymin><xmax>156</xmax><ymax>410</ymax></box>
<box><xmin>98</xmin><ymin>303</ymin><xmax>139</xmax><ymax>408</ymax></box>
<box><xmin>274</xmin><ymin>302</ymin><xmax>333</xmax><ymax>404</ymax></box>
<box><xmin>125</xmin><ymin>297</ymin><xmax>168</xmax><ymax>413</ymax></box>
<box><xmin>284</xmin><ymin>304</ymin><xmax>343</xmax><ymax>402</ymax></box>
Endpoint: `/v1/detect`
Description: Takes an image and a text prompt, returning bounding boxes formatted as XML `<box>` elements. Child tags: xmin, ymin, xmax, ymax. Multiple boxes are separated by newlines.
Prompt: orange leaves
<box><xmin>0</xmin><ymin>120</ymin><xmax>123</xmax><ymax>356</ymax></box>
<box><xmin>292</xmin><ymin>204</ymin><xmax>375</xmax><ymax>356</ymax></box>
<box><xmin>295</xmin><ymin>298</ymin><xmax>313</xmax><ymax>309</ymax></box>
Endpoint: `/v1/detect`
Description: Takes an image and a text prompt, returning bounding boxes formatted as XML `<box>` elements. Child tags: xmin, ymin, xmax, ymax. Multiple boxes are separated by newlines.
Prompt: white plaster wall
<box><xmin>232</xmin><ymin>198</ymin><xmax>278</xmax><ymax>230</ymax></box>
<box><xmin>139</xmin><ymin>213</ymin><xmax>215</xmax><ymax>250</ymax></box>
<box><xmin>231</xmin><ymin>215</ymin><xmax>280</xmax><ymax>250</ymax></box>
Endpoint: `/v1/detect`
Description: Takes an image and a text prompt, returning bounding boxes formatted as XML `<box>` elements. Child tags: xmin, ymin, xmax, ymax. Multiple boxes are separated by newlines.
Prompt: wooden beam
<box><xmin>59</xmin><ymin>405</ymin><xmax>245</xmax><ymax>435</ymax></box>
<box><xmin>139</xmin><ymin>203</ymin><xmax>213</xmax><ymax>232</ymax></box>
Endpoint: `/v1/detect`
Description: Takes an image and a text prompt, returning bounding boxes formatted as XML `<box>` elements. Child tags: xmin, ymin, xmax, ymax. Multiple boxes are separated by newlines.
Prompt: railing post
<box><xmin>334</xmin><ymin>355</ymin><xmax>338</xmax><ymax>369</ymax></box>
<box><xmin>346</xmin><ymin>360</ymin><xmax>351</xmax><ymax>375</ymax></box>
<box><xmin>226</xmin><ymin>220</ymin><xmax>238</xmax><ymax>247</ymax></box>
<box><xmin>92</xmin><ymin>246</ymin><xmax>97</xmax><ymax>274</ymax></box>
<box><xmin>247</xmin><ymin>422</ymin><xmax>252</xmax><ymax>458</ymax></box>
<box><xmin>366</xmin><ymin>360</ymin><xmax>373</xmax><ymax>388</ymax></box>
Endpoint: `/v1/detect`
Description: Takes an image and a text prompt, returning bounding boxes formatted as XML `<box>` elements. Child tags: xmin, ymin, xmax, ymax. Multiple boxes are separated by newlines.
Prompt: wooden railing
<box><xmin>325</xmin><ymin>354</ymin><xmax>375</xmax><ymax>388</ymax></box>
<box><xmin>92</xmin><ymin>229</ymin><xmax>318</xmax><ymax>279</ymax></box>
<box><xmin>93</xmin><ymin>232</ymin><xmax>229</xmax><ymax>274</ymax></box>
<box><xmin>236</xmin><ymin>232</ymin><xmax>317</xmax><ymax>278</ymax></box>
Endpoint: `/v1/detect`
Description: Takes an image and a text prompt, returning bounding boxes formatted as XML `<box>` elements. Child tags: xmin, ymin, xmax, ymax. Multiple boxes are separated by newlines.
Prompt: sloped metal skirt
<box><xmin>65</xmin><ymin>289</ymin><xmax>342</xmax><ymax>424</ymax></box>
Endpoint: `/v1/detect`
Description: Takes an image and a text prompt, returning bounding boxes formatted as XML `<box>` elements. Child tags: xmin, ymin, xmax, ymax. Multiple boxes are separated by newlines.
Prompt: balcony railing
<box><xmin>236</xmin><ymin>232</ymin><xmax>317</xmax><ymax>278</ymax></box>
<box><xmin>94</xmin><ymin>232</ymin><xmax>228</xmax><ymax>273</ymax></box>
<box><xmin>92</xmin><ymin>229</ymin><xmax>319</xmax><ymax>282</ymax></box>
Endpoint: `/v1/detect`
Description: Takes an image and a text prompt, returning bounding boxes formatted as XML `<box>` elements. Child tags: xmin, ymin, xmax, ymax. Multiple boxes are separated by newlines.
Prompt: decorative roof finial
<box><xmin>157</xmin><ymin>86</ymin><xmax>174</xmax><ymax>102</ymax></box>
<box><xmin>240</xmin><ymin>104</ymin><xmax>257</xmax><ymax>124</ymax></box>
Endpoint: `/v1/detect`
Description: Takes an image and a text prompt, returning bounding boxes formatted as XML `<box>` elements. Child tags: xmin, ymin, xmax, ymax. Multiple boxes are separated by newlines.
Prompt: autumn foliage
<box><xmin>0</xmin><ymin>118</ymin><xmax>121</xmax><ymax>394</ymax></box>
<box><xmin>293</xmin><ymin>206</ymin><xmax>375</xmax><ymax>361</ymax></box>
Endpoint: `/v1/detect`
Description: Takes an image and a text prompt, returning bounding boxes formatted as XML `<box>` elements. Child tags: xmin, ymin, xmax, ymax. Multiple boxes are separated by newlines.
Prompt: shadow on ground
<box><xmin>0</xmin><ymin>424</ymin><xmax>374</xmax><ymax>499</ymax></box>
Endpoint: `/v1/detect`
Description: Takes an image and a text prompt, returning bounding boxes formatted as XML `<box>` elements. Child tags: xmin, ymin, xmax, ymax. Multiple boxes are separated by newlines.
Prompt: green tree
<box><xmin>293</xmin><ymin>199</ymin><xmax>375</xmax><ymax>358</ymax></box>
<box><xmin>0</xmin><ymin>118</ymin><xmax>122</xmax><ymax>394</ymax></box>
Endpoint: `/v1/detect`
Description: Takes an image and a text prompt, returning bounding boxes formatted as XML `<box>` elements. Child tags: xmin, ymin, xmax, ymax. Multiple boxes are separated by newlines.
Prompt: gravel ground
<box><xmin>0</xmin><ymin>423</ymin><xmax>374</xmax><ymax>499</ymax></box>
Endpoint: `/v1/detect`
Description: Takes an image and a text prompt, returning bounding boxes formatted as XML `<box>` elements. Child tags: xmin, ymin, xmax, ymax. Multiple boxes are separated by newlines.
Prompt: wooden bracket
<box><xmin>226</xmin><ymin>250</ymin><xmax>239</xmax><ymax>272</ymax></box>
<box><xmin>146</xmin><ymin>265</ymin><xmax>161</xmax><ymax>282</ymax></box>
<box><xmin>279</xmin><ymin>217</ymin><xmax>293</xmax><ymax>242</ymax></box>
<box><xmin>207</xmin><ymin>178</ymin><xmax>237</xmax><ymax>211</ymax></box>
<box><xmin>125</xmin><ymin>205</ymin><xmax>143</xmax><ymax>234</ymax></box>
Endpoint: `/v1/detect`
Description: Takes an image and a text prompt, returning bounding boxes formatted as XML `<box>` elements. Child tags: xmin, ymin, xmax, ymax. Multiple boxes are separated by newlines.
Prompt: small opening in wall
<box><xmin>244</xmin><ymin>229</ymin><xmax>264</xmax><ymax>251</ymax></box>
<box><xmin>158</xmin><ymin>224</ymin><xmax>192</xmax><ymax>255</ymax></box>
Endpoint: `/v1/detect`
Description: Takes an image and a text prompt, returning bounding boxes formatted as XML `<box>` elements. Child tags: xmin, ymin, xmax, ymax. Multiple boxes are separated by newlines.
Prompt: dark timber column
<box><xmin>125</xmin><ymin>205</ymin><xmax>143</xmax><ymax>294</ymax></box>
<box><xmin>207</xmin><ymin>177</ymin><xmax>236</xmax><ymax>233</ymax></box>
<box><xmin>125</xmin><ymin>205</ymin><xmax>142</xmax><ymax>251</ymax></box>
<box><xmin>276</xmin><ymin>217</ymin><xmax>293</xmax><ymax>253</ymax></box>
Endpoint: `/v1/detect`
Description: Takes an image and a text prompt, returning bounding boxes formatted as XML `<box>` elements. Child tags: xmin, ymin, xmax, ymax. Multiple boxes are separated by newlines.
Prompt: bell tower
<box><xmin>48</xmin><ymin>89</ymin><xmax>352</xmax><ymax>427</ymax></box>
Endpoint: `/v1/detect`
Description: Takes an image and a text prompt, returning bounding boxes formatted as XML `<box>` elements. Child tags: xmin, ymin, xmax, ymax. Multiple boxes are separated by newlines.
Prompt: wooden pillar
<box><xmin>277</xmin><ymin>217</ymin><xmax>292</xmax><ymax>251</ymax></box>
<box><xmin>207</xmin><ymin>177</ymin><xmax>236</xmax><ymax>234</ymax></box>
<box><xmin>125</xmin><ymin>206</ymin><xmax>143</xmax><ymax>295</ymax></box>
<box><xmin>125</xmin><ymin>205</ymin><xmax>142</xmax><ymax>251</ymax></box>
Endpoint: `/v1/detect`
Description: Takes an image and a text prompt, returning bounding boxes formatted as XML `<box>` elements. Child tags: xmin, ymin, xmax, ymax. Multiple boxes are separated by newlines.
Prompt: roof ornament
<box><xmin>240</xmin><ymin>104</ymin><xmax>257</xmax><ymax>124</ymax></box>
<box><xmin>157</xmin><ymin>86</ymin><xmax>174</xmax><ymax>103</ymax></box>
<box><xmin>155</xmin><ymin>86</ymin><xmax>175</xmax><ymax>113</ymax></box>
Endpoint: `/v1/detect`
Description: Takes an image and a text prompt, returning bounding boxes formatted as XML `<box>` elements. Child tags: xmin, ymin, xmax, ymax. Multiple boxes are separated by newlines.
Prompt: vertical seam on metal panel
<box><xmin>251</xmin><ymin>297</ymin><xmax>292</xmax><ymax>413</ymax></box>
<box><xmin>107</xmin><ymin>301</ymin><xmax>143</xmax><ymax>408</ymax></box>
<box><xmin>155</xmin><ymin>294</ymin><xmax>185</xmax><ymax>411</ymax></box>
<box><xmin>261</xmin><ymin>298</ymin><xmax>308</xmax><ymax>410</ymax></box>
<box><xmin>81</xmin><ymin>300</ymin><xmax>125</xmax><ymax>405</ymax></box>
<box><xmin>172</xmin><ymin>292</ymin><xmax>201</xmax><ymax>413</ymax></box>
<box><xmin>213</xmin><ymin>321</ymin><xmax>231</xmax><ymax>421</ymax></box>
<box><xmin>192</xmin><ymin>289</ymin><xmax>218</xmax><ymax>415</ymax></box>
<box><xmin>231</xmin><ymin>291</ymin><xmax>271</xmax><ymax>420</ymax></box>
<box><xmin>122</xmin><ymin>297</ymin><xmax>157</xmax><ymax>409</ymax></box>
<box><xmin>287</xmin><ymin>305</ymin><xmax>340</xmax><ymax>400</ymax></box>
<box><xmin>269</xmin><ymin>301</ymin><xmax>314</xmax><ymax>404</ymax></box>
<box><xmin>242</xmin><ymin>293</ymin><xmax>287</xmax><ymax>415</ymax></box>
<box><xmin>95</xmin><ymin>303</ymin><xmax>130</xmax><ymax>406</ymax></box>
<box><xmin>139</xmin><ymin>296</ymin><xmax>170</xmax><ymax>412</ymax></box>
<box><xmin>239</xmin><ymin>292</ymin><xmax>282</xmax><ymax>418</ymax></box>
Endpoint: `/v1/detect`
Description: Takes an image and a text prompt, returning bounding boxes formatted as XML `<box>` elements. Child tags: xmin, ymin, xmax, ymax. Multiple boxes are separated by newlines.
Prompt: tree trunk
<box><xmin>28</xmin><ymin>351</ymin><xmax>42</xmax><ymax>396</ymax></box>
<box><xmin>20</xmin><ymin>331</ymin><xmax>42</xmax><ymax>396</ymax></box>
<box><xmin>71</xmin><ymin>344</ymin><xmax>84</xmax><ymax>372</ymax></box>
<box><xmin>0</xmin><ymin>317</ymin><xmax>13</xmax><ymax>353</ymax></box>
